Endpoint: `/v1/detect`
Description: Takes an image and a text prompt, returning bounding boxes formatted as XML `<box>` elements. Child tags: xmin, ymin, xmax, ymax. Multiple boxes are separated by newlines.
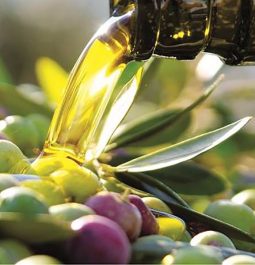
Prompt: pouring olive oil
<box><xmin>35</xmin><ymin>8</ymin><xmax>143</xmax><ymax>167</ymax></box>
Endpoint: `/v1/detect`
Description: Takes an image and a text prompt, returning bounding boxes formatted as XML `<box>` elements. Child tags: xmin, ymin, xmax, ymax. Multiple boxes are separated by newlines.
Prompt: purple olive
<box><xmin>129</xmin><ymin>194</ymin><xmax>159</xmax><ymax>236</ymax></box>
<box><xmin>67</xmin><ymin>215</ymin><xmax>131</xmax><ymax>264</ymax></box>
<box><xmin>85</xmin><ymin>191</ymin><xmax>142</xmax><ymax>241</ymax></box>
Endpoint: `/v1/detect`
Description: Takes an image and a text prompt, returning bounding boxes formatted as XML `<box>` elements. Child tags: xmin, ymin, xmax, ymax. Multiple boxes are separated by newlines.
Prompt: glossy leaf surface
<box><xmin>116</xmin><ymin>117</ymin><xmax>251</xmax><ymax>172</ymax></box>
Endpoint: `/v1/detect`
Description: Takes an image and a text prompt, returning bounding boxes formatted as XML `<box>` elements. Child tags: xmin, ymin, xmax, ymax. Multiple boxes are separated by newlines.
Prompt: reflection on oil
<box><xmin>42</xmin><ymin>10</ymin><xmax>143</xmax><ymax>164</ymax></box>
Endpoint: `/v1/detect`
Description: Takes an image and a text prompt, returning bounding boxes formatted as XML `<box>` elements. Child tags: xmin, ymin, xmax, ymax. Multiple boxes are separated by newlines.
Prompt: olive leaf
<box><xmin>137</xmin><ymin>58</ymin><xmax>188</xmax><ymax>105</ymax></box>
<box><xmin>139</xmin><ymin>58</ymin><xmax>161</xmax><ymax>86</ymax></box>
<box><xmin>0</xmin><ymin>83</ymin><xmax>52</xmax><ymax>117</ymax></box>
<box><xmin>35</xmin><ymin>57</ymin><xmax>68</xmax><ymax>105</ymax></box>
<box><xmin>115</xmin><ymin>117</ymin><xmax>252</xmax><ymax>173</ymax></box>
<box><xmin>107</xmin><ymin>75</ymin><xmax>223</xmax><ymax>150</ymax></box>
<box><xmin>125</xmin><ymin>111</ymin><xmax>192</xmax><ymax>148</ymax></box>
<box><xmin>115</xmin><ymin>172</ymin><xmax>190</xmax><ymax>208</ymax></box>
<box><xmin>114</xmin><ymin>172</ymin><xmax>255</xmax><ymax>245</ymax></box>
<box><xmin>147</xmin><ymin>161</ymin><xmax>227</xmax><ymax>196</ymax></box>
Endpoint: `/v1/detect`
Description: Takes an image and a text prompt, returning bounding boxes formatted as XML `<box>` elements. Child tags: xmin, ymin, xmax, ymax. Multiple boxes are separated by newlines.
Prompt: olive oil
<box><xmin>36</xmin><ymin>0</ymin><xmax>253</xmax><ymax>167</ymax></box>
<box><xmin>41</xmin><ymin>9</ymin><xmax>143</xmax><ymax>165</ymax></box>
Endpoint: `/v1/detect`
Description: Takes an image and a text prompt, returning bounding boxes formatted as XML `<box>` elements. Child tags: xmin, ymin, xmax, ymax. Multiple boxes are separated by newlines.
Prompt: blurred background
<box><xmin>1</xmin><ymin>0</ymin><xmax>255</xmax><ymax>201</ymax></box>
<box><xmin>0</xmin><ymin>0</ymin><xmax>109</xmax><ymax>83</ymax></box>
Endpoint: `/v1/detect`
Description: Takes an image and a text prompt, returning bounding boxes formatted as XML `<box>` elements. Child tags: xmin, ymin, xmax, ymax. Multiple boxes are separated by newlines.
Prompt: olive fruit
<box><xmin>190</xmin><ymin>230</ymin><xmax>236</xmax><ymax>249</ymax></box>
<box><xmin>0</xmin><ymin>174</ymin><xmax>18</xmax><ymax>192</ymax></box>
<box><xmin>204</xmin><ymin>200</ymin><xmax>255</xmax><ymax>233</ymax></box>
<box><xmin>180</xmin><ymin>230</ymin><xmax>192</xmax><ymax>243</ymax></box>
<box><xmin>27</xmin><ymin>113</ymin><xmax>50</xmax><ymax>146</ymax></box>
<box><xmin>0</xmin><ymin>115</ymin><xmax>40</xmax><ymax>155</ymax></box>
<box><xmin>49</xmin><ymin>203</ymin><xmax>95</xmax><ymax>222</ymax></box>
<box><xmin>67</xmin><ymin>215</ymin><xmax>131</xmax><ymax>264</ymax></box>
<box><xmin>132</xmin><ymin>235</ymin><xmax>174</xmax><ymax>264</ymax></box>
<box><xmin>129</xmin><ymin>194</ymin><xmax>159</xmax><ymax>236</ymax></box>
<box><xmin>0</xmin><ymin>186</ymin><xmax>48</xmax><ymax>215</ymax></box>
<box><xmin>31</xmin><ymin>156</ymin><xmax>79</xmax><ymax>176</ymax></box>
<box><xmin>0</xmin><ymin>239</ymin><xmax>31</xmax><ymax>264</ymax></box>
<box><xmin>142</xmin><ymin>197</ymin><xmax>172</xmax><ymax>214</ymax></box>
<box><xmin>86</xmin><ymin>191</ymin><xmax>142</xmax><ymax>241</ymax></box>
<box><xmin>162</xmin><ymin>246</ymin><xmax>223</xmax><ymax>264</ymax></box>
<box><xmin>157</xmin><ymin>216</ymin><xmax>186</xmax><ymax>241</ymax></box>
<box><xmin>51</xmin><ymin>166</ymin><xmax>101</xmax><ymax>203</ymax></box>
<box><xmin>0</xmin><ymin>140</ymin><xmax>30</xmax><ymax>173</ymax></box>
<box><xmin>21</xmin><ymin>179</ymin><xmax>66</xmax><ymax>206</ymax></box>
<box><xmin>222</xmin><ymin>254</ymin><xmax>255</xmax><ymax>265</ymax></box>
<box><xmin>16</xmin><ymin>255</ymin><xmax>61</xmax><ymax>265</ymax></box>
<box><xmin>231</xmin><ymin>189</ymin><xmax>255</xmax><ymax>210</ymax></box>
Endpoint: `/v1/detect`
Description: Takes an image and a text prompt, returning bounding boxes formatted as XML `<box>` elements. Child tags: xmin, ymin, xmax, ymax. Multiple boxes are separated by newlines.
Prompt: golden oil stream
<box><xmin>38</xmin><ymin>10</ymin><xmax>143</xmax><ymax>165</ymax></box>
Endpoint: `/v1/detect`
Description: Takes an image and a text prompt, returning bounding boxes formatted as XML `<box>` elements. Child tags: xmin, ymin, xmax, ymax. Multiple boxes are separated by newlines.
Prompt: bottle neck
<box><xmin>205</xmin><ymin>0</ymin><xmax>255</xmax><ymax>65</ymax></box>
<box><xmin>110</xmin><ymin>0</ymin><xmax>162</xmax><ymax>60</ymax></box>
<box><xmin>154</xmin><ymin>0</ymin><xmax>211</xmax><ymax>61</ymax></box>
<box><xmin>110</xmin><ymin>0</ymin><xmax>255</xmax><ymax>65</ymax></box>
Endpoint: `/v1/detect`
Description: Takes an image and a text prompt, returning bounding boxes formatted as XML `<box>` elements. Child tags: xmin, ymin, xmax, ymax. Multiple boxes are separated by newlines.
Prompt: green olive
<box><xmin>204</xmin><ymin>200</ymin><xmax>255</xmax><ymax>234</ymax></box>
<box><xmin>190</xmin><ymin>230</ymin><xmax>236</xmax><ymax>249</ymax></box>
<box><xmin>162</xmin><ymin>246</ymin><xmax>223</xmax><ymax>264</ymax></box>
<box><xmin>157</xmin><ymin>216</ymin><xmax>186</xmax><ymax>241</ymax></box>
<box><xmin>142</xmin><ymin>197</ymin><xmax>172</xmax><ymax>214</ymax></box>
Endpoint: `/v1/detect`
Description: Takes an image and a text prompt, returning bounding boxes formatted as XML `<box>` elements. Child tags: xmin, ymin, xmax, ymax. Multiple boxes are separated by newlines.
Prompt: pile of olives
<box><xmin>1</xmin><ymin>138</ymin><xmax>255</xmax><ymax>264</ymax></box>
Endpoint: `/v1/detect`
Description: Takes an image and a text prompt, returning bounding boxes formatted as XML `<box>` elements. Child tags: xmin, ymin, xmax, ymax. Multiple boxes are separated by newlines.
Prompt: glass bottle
<box><xmin>110</xmin><ymin>0</ymin><xmax>255</xmax><ymax>65</ymax></box>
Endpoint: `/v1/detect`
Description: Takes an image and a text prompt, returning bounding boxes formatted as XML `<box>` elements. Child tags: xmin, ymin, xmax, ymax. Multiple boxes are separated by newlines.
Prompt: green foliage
<box><xmin>0</xmin><ymin>83</ymin><xmax>52</xmax><ymax>117</ymax></box>
<box><xmin>109</xmin><ymin>77</ymin><xmax>221</xmax><ymax>150</ymax></box>
<box><xmin>142</xmin><ymin>161</ymin><xmax>227</xmax><ymax>196</ymax></box>
<box><xmin>137</xmin><ymin>58</ymin><xmax>188</xmax><ymax>105</ymax></box>
<box><xmin>115</xmin><ymin>171</ymin><xmax>189</xmax><ymax>208</ymax></box>
<box><xmin>115</xmin><ymin>117</ymin><xmax>251</xmax><ymax>173</ymax></box>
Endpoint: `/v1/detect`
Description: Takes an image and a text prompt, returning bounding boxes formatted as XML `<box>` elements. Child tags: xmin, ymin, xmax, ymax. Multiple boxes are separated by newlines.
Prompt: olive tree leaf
<box><xmin>147</xmin><ymin>161</ymin><xmax>227</xmax><ymax>196</ymax></box>
<box><xmin>137</xmin><ymin>58</ymin><xmax>188</xmax><ymax>105</ymax></box>
<box><xmin>139</xmin><ymin>58</ymin><xmax>161</xmax><ymax>87</ymax></box>
<box><xmin>0</xmin><ymin>83</ymin><xmax>52</xmax><ymax>117</ymax></box>
<box><xmin>115</xmin><ymin>117</ymin><xmax>252</xmax><ymax>173</ymax></box>
<box><xmin>35</xmin><ymin>57</ymin><xmax>68</xmax><ymax>105</ymax></box>
<box><xmin>115</xmin><ymin>171</ymin><xmax>190</xmax><ymax>208</ymax></box>
<box><xmin>108</xmin><ymin>75</ymin><xmax>223</xmax><ymax>150</ymax></box>
<box><xmin>125</xmin><ymin>111</ymin><xmax>192</xmax><ymax>148</ymax></box>
<box><xmin>114</xmin><ymin>172</ymin><xmax>255</xmax><ymax>245</ymax></box>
